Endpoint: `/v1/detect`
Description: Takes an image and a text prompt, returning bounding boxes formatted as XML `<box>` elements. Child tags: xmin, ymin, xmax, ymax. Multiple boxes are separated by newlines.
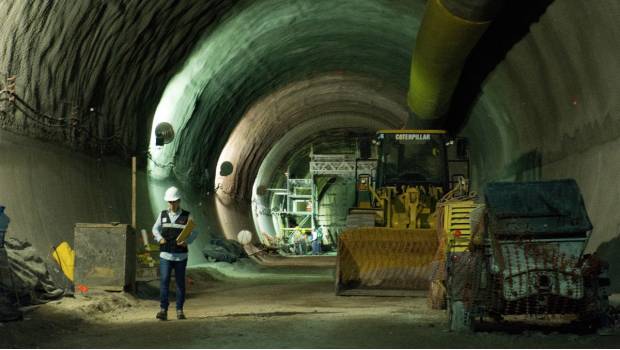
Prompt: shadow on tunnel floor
<box><xmin>473</xmin><ymin>317</ymin><xmax>599</xmax><ymax>336</ymax></box>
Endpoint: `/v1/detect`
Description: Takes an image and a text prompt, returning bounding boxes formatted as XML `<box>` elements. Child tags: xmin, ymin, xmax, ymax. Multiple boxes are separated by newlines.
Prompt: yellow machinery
<box><xmin>336</xmin><ymin>129</ymin><xmax>469</xmax><ymax>295</ymax></box>
<box><xmin>428</xmin><ymin>185</ymin><xmax>478</xmax><ymax>308</ymax></box>
<box><xmin>335</xmin><ymin>0</ymin><xmax>496</xmax><ymax>296</ymax></box>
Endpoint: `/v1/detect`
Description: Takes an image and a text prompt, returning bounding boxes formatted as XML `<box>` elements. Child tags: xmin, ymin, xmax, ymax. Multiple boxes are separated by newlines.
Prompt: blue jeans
<box><xmin>311</xmin><ymin>239</ymin><xmax>321</xmax><ymax>255</ymax></box>
<box><xmin>160</xmin><ymin>258</ymin><xmax>187</xmax><ymax>311</ymax></box>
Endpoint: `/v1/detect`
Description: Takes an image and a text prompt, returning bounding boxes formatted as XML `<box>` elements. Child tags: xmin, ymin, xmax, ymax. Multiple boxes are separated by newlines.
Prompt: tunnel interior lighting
<box><xmin>154</xmin><ymin>122</ymin><xmax>175</xmax><ymax>146</ymax></box>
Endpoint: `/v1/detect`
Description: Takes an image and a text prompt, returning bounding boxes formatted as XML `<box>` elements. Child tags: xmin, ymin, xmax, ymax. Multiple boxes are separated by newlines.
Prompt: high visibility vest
<box><xmin>160</xmin><ymin>210</ymin><xmax>190</xmax><ymax>253</ymax></box>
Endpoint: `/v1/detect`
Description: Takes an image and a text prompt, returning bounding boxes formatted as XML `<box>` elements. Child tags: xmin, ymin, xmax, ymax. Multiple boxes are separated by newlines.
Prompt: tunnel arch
<box><xmin>247</xmin><ymin>115</ymin><xmax>403</xmax><ymax>242</ymax></box>
<box><xmin>213</xmin><ymin>73</ymin><xmax>408</xmax><ymax>201</ymax></box>
<box><xmin>147</xmin><ymin>0</ymin><xmax>425</xmax><ymax>186</ymax></box>
<box><xmin>209</xmin><ymin>72</ymin><xmax>407</xmax><ymax>241</ymax></box>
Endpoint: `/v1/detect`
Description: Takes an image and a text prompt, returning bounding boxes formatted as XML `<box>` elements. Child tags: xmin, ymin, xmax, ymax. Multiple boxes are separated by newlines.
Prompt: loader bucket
<box><xmin>335</xmin><ymin>227</ymin><xmax>439</xmax><ymax>296</ymax></box>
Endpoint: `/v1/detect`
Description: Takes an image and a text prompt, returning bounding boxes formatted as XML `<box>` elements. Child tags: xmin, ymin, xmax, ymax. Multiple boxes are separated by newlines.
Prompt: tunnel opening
<box><xmin>248</xmin><ymin>130</ymin><xmax>378</xmax><ymax>257</ymax></box>
<box><xmin>200</xmin><ymin>71</ymin><xmax>408</xmax><ymax>264</ymax></box>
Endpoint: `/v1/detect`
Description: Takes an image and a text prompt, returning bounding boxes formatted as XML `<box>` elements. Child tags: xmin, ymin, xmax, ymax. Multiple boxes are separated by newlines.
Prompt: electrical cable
<box><xmin>146</xmin><ymin>151</ymin><xmax>175</xmax><ymax>169</ymax></box>
<box><xmin>1</xmin><ymin>86</ymin><xmax>131</xmax><ymax>158</ymax></box>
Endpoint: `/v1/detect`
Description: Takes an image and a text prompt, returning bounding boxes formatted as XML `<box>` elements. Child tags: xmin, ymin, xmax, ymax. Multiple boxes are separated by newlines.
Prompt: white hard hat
<box><xmin>164</xmin><ymin>186</ymin><xmax>181</xmax><ymax>202</ymax></box>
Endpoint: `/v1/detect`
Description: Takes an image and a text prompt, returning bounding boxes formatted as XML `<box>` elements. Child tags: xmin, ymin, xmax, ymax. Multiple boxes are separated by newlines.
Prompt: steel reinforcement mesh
<box><xmin>447</xmin><ymin>237</ymin><xmax>600</xmax><ymax>317</ymax></box>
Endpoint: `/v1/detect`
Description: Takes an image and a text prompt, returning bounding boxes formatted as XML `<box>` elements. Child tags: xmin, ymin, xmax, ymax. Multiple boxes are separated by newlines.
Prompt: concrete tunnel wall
<box><xmin>0</xmin><ymin>0</ymin><xmax>620</xmax><ymax>289</ymax></box>
<box><xmin>462</xmin><ymin>0</ymin><xmax>620</xmax><ymax>258</ymax></box>
<box><xmin>0</xmin><ymin>128</ymin><xmax>216</xmax><ymax>267</ymax></box>
<box><xmin>0</xmin><ymin>129</ymin><xmax>154</xmax><ymax>258</ymax></box>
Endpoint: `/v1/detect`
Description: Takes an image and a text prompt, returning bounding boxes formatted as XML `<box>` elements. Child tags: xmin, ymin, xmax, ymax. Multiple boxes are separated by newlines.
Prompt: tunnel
<box><xmin>1</xmin><ymin>0</ymin><xmax>619</xmax><ymax>347</ymax></box>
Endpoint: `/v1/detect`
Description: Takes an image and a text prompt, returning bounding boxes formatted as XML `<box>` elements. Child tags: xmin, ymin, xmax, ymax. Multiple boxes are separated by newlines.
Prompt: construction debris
<box><xmin>201</xmin><ymin>239</ymin><xmax>246</xmax><ymax>263</ymax></box>
<box><xmin>0</xmin><ymin>237</ymin><xmax>64</xmax><ymax>321</ymax></box>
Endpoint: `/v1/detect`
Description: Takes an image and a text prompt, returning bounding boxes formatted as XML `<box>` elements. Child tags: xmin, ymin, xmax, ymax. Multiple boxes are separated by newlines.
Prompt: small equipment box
<box><xmin>74</xmin><ymin>223</ymin><xmax>136</xmax><ymax>291</ymax></box>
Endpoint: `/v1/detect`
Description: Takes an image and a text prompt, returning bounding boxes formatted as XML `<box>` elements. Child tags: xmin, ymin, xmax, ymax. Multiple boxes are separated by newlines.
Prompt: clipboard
<box><xmin>176</xmin><ymin>219</ymin><xmax>195</xmax><ymax>242</ymax></box>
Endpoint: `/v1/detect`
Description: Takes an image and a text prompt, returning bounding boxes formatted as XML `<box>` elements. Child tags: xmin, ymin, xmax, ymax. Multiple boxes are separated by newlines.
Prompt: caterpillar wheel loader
<box><xmin>335</xmin><ymin>129</ymin><xmax>470</xmax><ymax>296</ymax></box>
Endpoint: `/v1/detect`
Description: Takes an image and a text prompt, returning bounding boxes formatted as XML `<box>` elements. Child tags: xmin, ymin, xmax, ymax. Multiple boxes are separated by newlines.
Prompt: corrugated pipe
<box><xmin>408</xmin><ymin>0</ymin><xmax>501</xmax><ymax>120</ymax></box>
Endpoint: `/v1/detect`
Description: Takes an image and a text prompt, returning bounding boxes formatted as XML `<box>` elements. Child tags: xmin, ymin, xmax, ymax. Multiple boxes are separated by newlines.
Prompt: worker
<box><xmin>311</xmin><ymin>226</ymin><xmax>323</xmax><ymax>255</ymax></box>
<box><xmin>291</xmin><ymin>226</ymin><xmax>306</xmax><ymax>255</ymax></box>
<box><xmin>0</xmin><ymin>205</ymin><xmax>9</xmax><ymax>249</ymax></box>
<box><xmin>152</xmin><ymin>186</ymin><xmax>198</xmax><ymax>321</ymax></box>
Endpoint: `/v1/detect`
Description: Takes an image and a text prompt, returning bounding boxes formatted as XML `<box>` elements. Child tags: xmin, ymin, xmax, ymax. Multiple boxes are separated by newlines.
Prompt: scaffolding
<box><xmin>310</xmin><ymin>153</ymin><xmax>377</xmax><ymax>244</ymax></box>
<box><xmin>265</xmin><ymin>145</ymin><xmax>378</xmax><ymax>254</ymax></box>
<box><xmin>268</xmin><ymin>178</ymin><xmax>313</xmax><ymax>251</ymax></box>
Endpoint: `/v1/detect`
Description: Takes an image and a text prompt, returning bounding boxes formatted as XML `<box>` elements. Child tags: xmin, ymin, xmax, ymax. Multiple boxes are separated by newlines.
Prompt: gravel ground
<box><xmin>2</xmin><ymin>264</ymin><xmax>619</xmax><ymax>348</ymax></box>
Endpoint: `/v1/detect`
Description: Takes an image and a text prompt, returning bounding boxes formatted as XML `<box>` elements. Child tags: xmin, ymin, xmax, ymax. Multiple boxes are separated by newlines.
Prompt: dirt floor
<box><xmin>2</xmin><ymin>261</ymin><xmax>620</xmax><ymax>348</ymax></box>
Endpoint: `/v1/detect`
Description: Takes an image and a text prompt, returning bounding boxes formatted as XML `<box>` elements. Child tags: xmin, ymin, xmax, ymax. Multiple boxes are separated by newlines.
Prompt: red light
<box><xmin>77</xmin><ymin>284</ymin><xmax>89</xmax><ymax>294</ymax></box>
<box><xmin>453</xmin><ymin>230</ymin><xmax>462</xmax><ymax>238</ymax></box>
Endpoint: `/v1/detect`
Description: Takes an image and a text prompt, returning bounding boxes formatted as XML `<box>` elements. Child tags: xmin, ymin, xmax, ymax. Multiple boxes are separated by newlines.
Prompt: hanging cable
<box><xmin>0</xmin><ymin>75</ymin><xmax>131</xmax><ymax>158</ymax></box>
<box><xmin>145</xmin><ymin>151</ymin><xmax>175</xmax><ymax>169</ymax></box>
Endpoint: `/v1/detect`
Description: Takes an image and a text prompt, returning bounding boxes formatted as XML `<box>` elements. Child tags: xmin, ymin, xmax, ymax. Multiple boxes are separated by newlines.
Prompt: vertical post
<box><xmin>131</xmin><ymin>156</ymin><xmax>136</xmax><ymax>229</ymax></box>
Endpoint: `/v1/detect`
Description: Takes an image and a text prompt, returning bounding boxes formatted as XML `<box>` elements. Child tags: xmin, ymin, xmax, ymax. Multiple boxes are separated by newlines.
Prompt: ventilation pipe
<box><xmin>408</xmin><ymin>0</ymin><xmax>502</xmax><ymax>120</ymax></box>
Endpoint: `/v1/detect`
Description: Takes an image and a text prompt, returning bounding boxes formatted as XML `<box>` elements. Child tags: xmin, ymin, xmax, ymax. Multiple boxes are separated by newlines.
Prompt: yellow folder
<box><xmin>176</xmin><ymin>219</ymin><xmax>195</xmax><ymax>242</ymax></box>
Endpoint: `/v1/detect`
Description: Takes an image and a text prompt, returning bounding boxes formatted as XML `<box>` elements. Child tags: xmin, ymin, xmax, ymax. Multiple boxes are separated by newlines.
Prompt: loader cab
<box><xmin>375</xmin><ymin>130</ymin><xmax>449</xmax><ymax>190</ymax></box>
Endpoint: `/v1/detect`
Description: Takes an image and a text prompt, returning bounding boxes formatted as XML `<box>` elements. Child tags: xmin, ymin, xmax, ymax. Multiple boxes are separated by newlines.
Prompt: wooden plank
<box><xmin>131</xmin><ymin>156</ymin><xmax>136</xmax><ymax>229</ymax></box>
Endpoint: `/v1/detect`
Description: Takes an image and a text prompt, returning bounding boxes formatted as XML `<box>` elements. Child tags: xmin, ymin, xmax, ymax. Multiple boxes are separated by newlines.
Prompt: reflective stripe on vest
<box><xmin>160</xmin><ymin>209</ymin><xmax>190</xmax><ymax>254</ymax></box>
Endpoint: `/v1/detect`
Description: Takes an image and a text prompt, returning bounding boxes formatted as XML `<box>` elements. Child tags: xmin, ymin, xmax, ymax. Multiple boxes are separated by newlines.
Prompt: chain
<box><xmin>145</xmin><ymin>150</ymin><xmax>175</xmax><ymax>169</ymax></box>
<box><xmin>0</xmin><ymin>75</ymin><xmax>130</xmax><ymax>158</ymax></box>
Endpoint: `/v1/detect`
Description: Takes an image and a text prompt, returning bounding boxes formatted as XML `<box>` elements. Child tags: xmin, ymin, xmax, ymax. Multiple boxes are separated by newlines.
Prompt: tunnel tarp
<box><xmin>201</xmin><ymin>238</ymin><xmax>247</xmax><ymax>263</ymax></box>
<box><xmin>0</xmin><ymin>238</ymin><xmax>64</xmax><ymax>310</ymax></box>
<box><xmin>484</xmin><ymin>179</ymin><xmax>593</xmax><ymax>235</ymax></box>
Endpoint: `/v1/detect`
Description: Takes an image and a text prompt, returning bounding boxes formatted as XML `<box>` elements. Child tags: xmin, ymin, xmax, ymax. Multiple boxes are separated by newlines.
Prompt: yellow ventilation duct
<box><xmin>408</xmin><ymin>0</ymin><xmax>494</xmax><ymax>120</ymax></box>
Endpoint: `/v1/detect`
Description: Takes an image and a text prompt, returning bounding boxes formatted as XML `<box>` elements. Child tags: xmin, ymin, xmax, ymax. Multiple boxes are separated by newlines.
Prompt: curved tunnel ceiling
<box><xmin>149</xmin><ymin>0</ymin><xmax>424</xmax><ymax>187</ymax></box>
<box><xmin>214</xmin><ymin>73</ymin><xmax>407</xmax><ymax>201</ymax></box>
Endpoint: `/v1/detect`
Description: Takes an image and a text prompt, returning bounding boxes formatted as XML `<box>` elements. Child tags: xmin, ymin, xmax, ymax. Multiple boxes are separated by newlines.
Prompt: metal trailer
<box><xmin>447</xmin><ymin>180</ymin><xmax>610</xmax><ymax>332</ymax></box>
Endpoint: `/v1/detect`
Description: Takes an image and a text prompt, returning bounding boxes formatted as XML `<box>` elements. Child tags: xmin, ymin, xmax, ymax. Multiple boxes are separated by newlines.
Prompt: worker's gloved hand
<box><xmin>159</xmin><ymin>238</ymin><xmax>166</xmax><ymax>244</ymax></box>
<box><xmin>177</xmin><ymin>241</ymin><xmax>187</xmax><ymax>247</ymax></box>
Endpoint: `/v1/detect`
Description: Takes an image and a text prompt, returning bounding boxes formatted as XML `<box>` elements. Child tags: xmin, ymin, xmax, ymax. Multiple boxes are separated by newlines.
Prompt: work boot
<box><xmin>177</xmin><ymin>309</ymin><xmax>186</xmax><ymax>320</ymax></box>
<box><xmin>156</xmin><ymin>309</ymin><xmax>167</xmax><ymax>321</ymax></box>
